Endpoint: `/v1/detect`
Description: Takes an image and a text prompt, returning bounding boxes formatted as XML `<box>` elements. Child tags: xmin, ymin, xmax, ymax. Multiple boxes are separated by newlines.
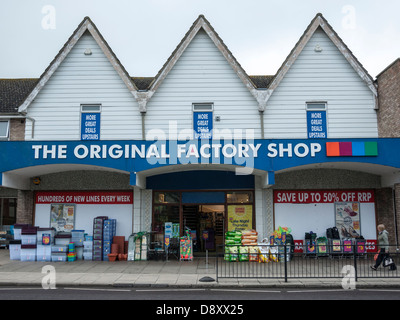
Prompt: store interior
<box><xmin>183</xmin><ymin>205</ymin><xmax>225</xmax><ymax>255</ymax></box>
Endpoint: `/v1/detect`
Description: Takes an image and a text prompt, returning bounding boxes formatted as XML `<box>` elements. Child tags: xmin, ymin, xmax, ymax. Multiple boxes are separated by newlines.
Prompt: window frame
<box><xmin>306</xmin><ymin>101</ymin><xmax>328</xmax><ymax>139</ymax></box>
<box><xmin>80</xmin><ymin>104</ymin><xmax>101</xmax><ymax>141</ymax></box>
<box><xmin>192</xmin><ymin>103</ymin><xmax>214</xmax><ymax>140</ymax></box>
<box><xmin>0</xmin><ymin>120</ymin><xmax>10</xmax><ymax>140</ymax></box>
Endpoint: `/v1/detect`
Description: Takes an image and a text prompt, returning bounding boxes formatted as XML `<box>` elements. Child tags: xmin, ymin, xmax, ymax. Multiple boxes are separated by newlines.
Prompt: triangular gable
<box><xmin>18</xmin><ymin>17</ymin><xmax>144</xmax><ymax>113</ymax></box>
<box><xmin>146</xmin><ymin>15</ymin><xmax>264</xmax><ymax>110</ymax></box>
<box><xmin>262</xmin><ymin>13</ymin><xmax>378</xmax><ymax>110</ymax></box>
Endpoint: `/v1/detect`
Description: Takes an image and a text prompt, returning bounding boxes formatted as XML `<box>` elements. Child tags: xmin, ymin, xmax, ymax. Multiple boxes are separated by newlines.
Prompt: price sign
<box><xmin>165</xmin><ymin>235</ymin><xmax>170</xmax><ymax>249</ymax></box>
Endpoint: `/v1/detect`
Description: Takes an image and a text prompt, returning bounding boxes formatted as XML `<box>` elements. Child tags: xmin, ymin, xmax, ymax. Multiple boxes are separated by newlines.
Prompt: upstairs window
<box><xmin>0</xmin><ymin>121</ymin><xmax>9</xmax><ymax>140</ymax></box>
<box><xmin>81</xmin><ymin>104</ymin><xmax>101</xmax><ymax>140</ymax></box>
<box><xmin>193</xmin><ymin>103</ymin><xmax>213</xmax><ymax>139</ymax></box>
<box><xmin>306</xmin><ymin>102</ymin><xmax>327</xmax><ymax>139</ymax></box>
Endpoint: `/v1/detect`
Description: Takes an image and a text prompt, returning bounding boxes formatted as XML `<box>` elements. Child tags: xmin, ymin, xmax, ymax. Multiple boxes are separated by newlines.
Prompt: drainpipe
<box><xmin>259</xmin><ymin>110</ymin><xmax>265</xmax><ymax>139</ymax></box>
<box><xmin>393</xmin><ymin>186</ymin><xmax>399</xmax><ymax>248</ymax></box>
<box><xmin>141</xmin><ymin>112</ymin><xmax>146</xmax><ymax>140</ymax></box>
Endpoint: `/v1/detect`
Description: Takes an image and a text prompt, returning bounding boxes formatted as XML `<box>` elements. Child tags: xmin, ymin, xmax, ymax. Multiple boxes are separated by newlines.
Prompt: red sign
<box><xmin>294</xmin><ymin>240</ymin><xmax>304</xmax><ymax>253</ymax></box>
<box><xmin>274</xmin><ymin>190</ymin><xmax>375</xmax><ymax>204</ymax></box>
<box><xmin>365</xmin><ymin>239</ymin><xmax>378</xmax><ymax>253</ymax></box>
<box><xmin>35</xmin><ymin>191</ymin><xmax>133</xmax><ymax>204</ymax></box>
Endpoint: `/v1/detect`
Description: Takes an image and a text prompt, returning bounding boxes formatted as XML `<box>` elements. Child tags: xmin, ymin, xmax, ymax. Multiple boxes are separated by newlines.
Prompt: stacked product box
<box><xmin>103</xmin><ymin>219</ymin><xmax>116</xmax><ymax>261</ymax></box>
<box><xmin>21</xmin><ymin>227</ymin><xmax>38</xmax><ymax>245</ymax></box>
<box><xmin>83</xmin><ymin>237</ymin><xmax>93</xmax><ymax>260</ymax></box>
<box><xmin>20</xmin><ymin>244</ymin><xmax>36</xmax><ymax>261</ymax></box>
<box><xmin>93</xmin><ymin>216</ymin><xmax>108</xmax><ymax>261</ymax></box>
<box><xmin>67</xmin><ymin>242</ymin><xmax>76</xmax><ymax>261</ymax></box>
<box><xmin>37</xmin><ymin>245</ymin><xmax>52</xmax><ymax>262</ymax></box>
<box><xmin>37</xmin><ymin>228</ymin><xmax>55</xmax><ymax>246</ymax></box>
<box><xmin>9</xmin><ymin>240</ymin><xmax>21</xmax><ymax>260</ymax></box>
<box><xmin>51</xmin><ymin>244</ymin><xmax>68</xmax><ymax>262</ymax></box>
<box><xmin>36</xmin><ymin>228</ymin><xmax>55</xmax><ymax>262</ymax></box>
<box><xmin>55</xmin><ymin>232</ymin><xmax>72</xmax><ymax>245</ymax></box>
<box><xmin>71</xmin><ymin>230</ymin><xmax>85</xmax><ymax>260</ymax></box>
<box><xmin>13</xmin><ymin>224</ymin><xmax>31</xmax><ymax>241</ymax></box>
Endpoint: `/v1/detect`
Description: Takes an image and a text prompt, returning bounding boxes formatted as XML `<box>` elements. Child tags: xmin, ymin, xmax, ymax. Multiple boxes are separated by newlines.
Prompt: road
<box><xmin>0</xmin><ymin>286</ymin><xmax>399</xmax><ymax>300</ymax></box>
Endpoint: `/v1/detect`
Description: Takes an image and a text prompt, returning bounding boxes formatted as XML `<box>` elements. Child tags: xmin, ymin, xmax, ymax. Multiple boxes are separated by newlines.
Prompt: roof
<box><xmin>0</xmin><ymin>14</ymin><xmax>379</xmax><ymax>114</ymax></box>
<box><xmin>0</xmin><ymin>79</ymin><xmax>38</xmax><ymax>113</ymax></box>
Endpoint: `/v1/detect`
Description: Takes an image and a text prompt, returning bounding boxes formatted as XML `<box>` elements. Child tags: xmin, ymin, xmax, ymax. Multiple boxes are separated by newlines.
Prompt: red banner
<box><xmin>274</xmin><ymin>190</ymin><xmax>375</xmax><ymax>204</ymax></box>
<box><xmin>35</xmin><ymin>191</ymin><xmax>133</xmax><ymax>204</ymax></box>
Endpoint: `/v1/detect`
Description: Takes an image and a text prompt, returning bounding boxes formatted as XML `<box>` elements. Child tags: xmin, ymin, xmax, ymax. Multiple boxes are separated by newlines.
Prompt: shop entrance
<box><xmin>183</xmin><ymin>205</ymin><xmax>225</xmax><ymax>255</ymax></box>
<box><xmin>152</xmin><ymin>190</ymin><xmax>255</xmax><ymax>258</ymax></box>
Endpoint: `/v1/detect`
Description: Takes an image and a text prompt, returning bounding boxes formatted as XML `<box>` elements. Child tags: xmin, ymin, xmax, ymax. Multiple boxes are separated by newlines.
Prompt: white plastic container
<box><xmin>9</xmin><ymin>240</ymin><xmax>21</xmax><ymax>260</ymax></box>
<box><xmin>37</xmin><ymin>228</ymin><xmax>55</xmax><ymax>245</ymax></box>
<box><xmin>55</xmin><ymin>234</ymin><xmax>71</xmax><ymax>245</ymax></box>
<box><xmin>75</xmin><ymin>246</ymin><xmax>83</xmax><ymax>260</ymax></box>
<box><xmin>83</xmin><ymin>252</ymin><xmax>92</xmax><ymax>261</ymax></box>
<box><xmin>21</xmin><ymin>233</ymin><xmax>37</xmax><ymax>245</ymax></box>
<box><xmin>51</xmin><ymin>245</ymin><xmax>68</xmax><ymax>253</ymax></box>
<box><xmin>36</xmin><ymin>245</ymin><xmax>52</xmax><ymax>262</ymax></box>
<box><xmin>20</xmin><ymin>245</ymin><xmax>36</xmax><ymax>261</ymax></box>
<box><xmin>51</xmin><ymin>253</ymin><xmax>67</xmax><ymax>262</ymax></box>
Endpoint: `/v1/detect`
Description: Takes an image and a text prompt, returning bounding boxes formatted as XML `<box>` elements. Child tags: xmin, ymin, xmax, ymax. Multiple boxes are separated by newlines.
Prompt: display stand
<box><xmin>180</xmin><ymin>238</ymin><xmax>193</xmax><ymax>261</ymax></box>
<box><xmin>180</xmin><ymin>227</ymin><xmax>193</xmax><ymax>261</ymax></box>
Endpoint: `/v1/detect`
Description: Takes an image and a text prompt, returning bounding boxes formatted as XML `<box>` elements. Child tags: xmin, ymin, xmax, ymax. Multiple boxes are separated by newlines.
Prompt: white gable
<box><xmin>145</xmin><ymin>29</ymin><xmax>261</xmax><ymax>140</ymax></box>
<box><xmin>264</xmin><ymin>27</ymin><xmax>378</xmax><ymax>139</ymax></box>
<box><xmin>25</xmin><ymin>32</ymin><xmax>142</xmax><ymax>140</ymax></box>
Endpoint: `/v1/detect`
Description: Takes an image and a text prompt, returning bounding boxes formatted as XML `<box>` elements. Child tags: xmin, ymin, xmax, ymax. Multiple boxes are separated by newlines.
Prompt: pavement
<box><xmin>1</xmin><ymin>249</ymin><xmax>400</xmax><ymax>289</ymax></box>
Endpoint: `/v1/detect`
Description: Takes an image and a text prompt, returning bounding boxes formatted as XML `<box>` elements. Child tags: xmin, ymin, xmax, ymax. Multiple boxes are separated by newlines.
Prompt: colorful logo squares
<box><xmin>326</xmin><ymin>142</ymin><xmax>378</xmax><ymax>157</ymax></box>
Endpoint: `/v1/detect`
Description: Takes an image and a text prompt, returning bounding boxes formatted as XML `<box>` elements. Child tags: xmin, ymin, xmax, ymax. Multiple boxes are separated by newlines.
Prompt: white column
<box><xmin>133</xmin><ymin>187</ymin><xmax>142</xmax><ymax>233</ymax></box>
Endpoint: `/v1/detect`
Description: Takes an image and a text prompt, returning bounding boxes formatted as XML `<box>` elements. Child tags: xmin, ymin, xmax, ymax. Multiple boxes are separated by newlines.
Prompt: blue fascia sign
<box><xmin>0</xmin><ymin>138</ymin><xmax>399</xmax><ymax>184</ymax></box>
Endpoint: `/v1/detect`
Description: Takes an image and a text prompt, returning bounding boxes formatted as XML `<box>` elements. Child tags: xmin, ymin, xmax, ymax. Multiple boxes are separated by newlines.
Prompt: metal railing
<box><xmin>216</xmin><ymin>244</ymin><xmax>400</xmax><ymax>282</ymax></box>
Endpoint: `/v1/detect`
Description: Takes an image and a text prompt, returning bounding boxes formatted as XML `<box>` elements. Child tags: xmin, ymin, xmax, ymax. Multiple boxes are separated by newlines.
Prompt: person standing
<box><xmin>371</xmin><ymin>224</ymin><xmax>389</xmax><ymax>270</ymax></box>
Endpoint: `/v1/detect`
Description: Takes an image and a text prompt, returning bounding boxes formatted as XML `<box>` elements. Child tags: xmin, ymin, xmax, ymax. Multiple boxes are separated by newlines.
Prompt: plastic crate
<box><xmin>13</xmin><ymin>224</ymin><xmax>31</xmax><ymax>240</ymax></box>
<box><xmin>71</xmin><ymin>230</ymin><xmax>85</xmax><ymax>245</ymax></box>
<box><xmin>83</xmin><ymin>241</ymin><xmax>93</xmax><ymax>250</ymax></box>
<box><xmin>83</xmin><ymin>252</ymin><xmax>92</xmax><ymax>260</ymax></box>
<box><xmin>51</xmin><ymin>245</ymin><xmax>68</xmax><ymax>253</ymax></box>
<box><xmin>9</xmin><ymin>240</ymin><xmax>21</xmax><ymax>260</ymax></box>
<box><xmin>37</xmin><ymin>228</ymin><xmax>55</xmax><ymax>245</ymax></box>
<box><xmin>21</xmin><ymin>245</ymin><xmax>36</xmax><ymax>261</ymax></box>
<box><xmin>36</xmin><ymin>245</ymin><xmax>52</xmax><ymax>262</ymax></box>
<box><xmin>75</xmin><ymin>246</ymin><xmax>83</xmax><ymax>260</ymax></box>
<box><xmin>21</xmin><ymin>231</ymin><xmax>37</xmax><ymax>245</ymax></box>
<box><xmin>55</xmin><ymin>233</ymin><xmax>71</xmax><ymax>245</ymax></box>
<box><xmin>51</xmin><ymin>253</ymin><xmax>67</xmax><ymax>262</ymax></box>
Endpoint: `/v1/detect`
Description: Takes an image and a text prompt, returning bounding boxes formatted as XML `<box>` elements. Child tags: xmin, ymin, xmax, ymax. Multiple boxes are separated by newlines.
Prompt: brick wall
<box><xmin>375</xmin><ymin>188</ymin><xmax>397</xmax><ymax>245</ymax></box>
<box><xmin>377</xmin><ymin>58</ymin><xmax>400</xmax><ymax>137</ymax></box>
<box><xmin>16</xmin><ymin>190</ymin><xmax>34</xmax><ymax>225</ymax></box>
<box><xmin>9</xmin><ymin>119</ymin><xmax>25</xmax><ymax>141</ymax></box>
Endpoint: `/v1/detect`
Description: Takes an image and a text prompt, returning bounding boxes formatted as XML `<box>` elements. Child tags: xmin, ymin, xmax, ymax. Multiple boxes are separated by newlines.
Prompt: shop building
<box><xmin>1</xmin><ymin>13</ymin><xmax>400</xmax><ymax>253</ymax></box>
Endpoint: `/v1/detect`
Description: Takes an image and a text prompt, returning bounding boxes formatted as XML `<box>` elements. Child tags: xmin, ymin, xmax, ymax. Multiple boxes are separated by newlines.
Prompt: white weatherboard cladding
<box><xmin>25</xmin><ymin>32</ymin><xmax>142</xmax><ymax>141</ymax></box>
<box><xmin>264</xmin><ymin>28</ymin><xmax>378</xmax><ymax>139</ymax></box>
<box><xmin>145</xmin><ymin>29</ymin><xmax>261</xmax><ymax>140</ymax></box>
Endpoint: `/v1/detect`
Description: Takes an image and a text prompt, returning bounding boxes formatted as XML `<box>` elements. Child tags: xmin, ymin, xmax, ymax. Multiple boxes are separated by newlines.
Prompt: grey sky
<box><xmin>0</xmin><ymin>0</ymin><xmax>399</xmax><ymax>79</ymax></box>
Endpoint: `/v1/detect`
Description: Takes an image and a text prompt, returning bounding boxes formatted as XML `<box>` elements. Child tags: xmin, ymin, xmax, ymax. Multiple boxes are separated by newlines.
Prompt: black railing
<box><xmin>216</xmin><ymin>244</ymin><xmax>400</xmax><ymax>282</ymax></box>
